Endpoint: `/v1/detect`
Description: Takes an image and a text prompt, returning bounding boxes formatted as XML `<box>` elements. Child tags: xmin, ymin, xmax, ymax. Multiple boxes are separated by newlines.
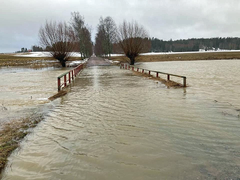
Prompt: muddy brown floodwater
<box><xmin>0</xmin><ymin>67</ymin><xmax>70</xmax><ymax>125</ymax></box>
<box><xmin>2</xmin><ymin>60</ymin><xmax>240</xmax><ymax>179</ymax></box>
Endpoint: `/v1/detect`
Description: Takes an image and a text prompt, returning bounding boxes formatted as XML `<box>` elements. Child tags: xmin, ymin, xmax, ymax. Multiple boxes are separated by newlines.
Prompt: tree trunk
<box><xmin>130</xmin><ymin>57</ymin><xmax>135</xmax><ymax>65</ymax></box>
<box><xmin>60</xmin><ymin>60</ymin><xmax>66</xmax><ymax>67</ymax></box>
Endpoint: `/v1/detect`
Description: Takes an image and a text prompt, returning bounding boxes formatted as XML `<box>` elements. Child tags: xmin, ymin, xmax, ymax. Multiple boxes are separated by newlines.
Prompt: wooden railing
<box><xmin>120</xmin><ymin>63</ymin><xmax>187</xmax><ymax>87</ymax></box>
<box><xmin>57</xmin><ymin>64</ymin><xmax>84</xmax><ymax>91</ymax></box>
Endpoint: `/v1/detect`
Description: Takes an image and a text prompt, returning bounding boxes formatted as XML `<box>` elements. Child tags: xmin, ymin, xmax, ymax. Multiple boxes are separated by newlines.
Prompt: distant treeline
<box><xmin>29</xmin><ymin>37</ymin><xmax>240</xmax><ymax>54</ymax></box>
<box><xmin>32</xmin><ymin>45</ymin><xmax>44</xmax><ymax>52</ymax></box>
<box><xmin>151</xmin><ymin>37</ymin><xmax>240</xmax><ymax>52</ymax></box>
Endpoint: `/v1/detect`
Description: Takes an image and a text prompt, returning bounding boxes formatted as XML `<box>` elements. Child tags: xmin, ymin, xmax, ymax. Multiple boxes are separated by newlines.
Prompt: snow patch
<box><xmin>110</xmin><ymin>49</ymin><xmax>240</xmax><ymax>57</ymax></box>
<box><xmin>104</xmin><ymin>59</ymin><xmax>120</xmax><ymax>64</ymax></box>
<box><xmin>111</xmin><ymin>54</ymin><xmax>125</xmax><ymax>57</ymax></box>
<box><xmin>14</xmin><ymin>52</ymin><xmax>83</xmax><ymax>57</ymax></box>
<box><xmin>67</xmin><ymin>58</ymin><xmax>88</xmax><ymax>67</ymax></box>
<box><xmin>15</xmin><ymin>52</ymin><xmax>52</xmax><ymax>57</ymax></box>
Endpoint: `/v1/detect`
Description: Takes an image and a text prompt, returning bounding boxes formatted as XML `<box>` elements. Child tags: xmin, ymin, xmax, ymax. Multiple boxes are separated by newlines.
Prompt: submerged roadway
<box><xmin>86</xmin><ymin>56</ymin><xmax>112</xmax><ymax>67</ymax></box>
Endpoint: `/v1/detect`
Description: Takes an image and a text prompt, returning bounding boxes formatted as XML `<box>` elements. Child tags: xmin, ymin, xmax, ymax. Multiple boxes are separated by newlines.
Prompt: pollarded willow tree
<box><xmin>117</xmin><ymin>20</ymin><xmax>150</xmax><ymax>65</ymax></box>
<box><xmin>39</xmin><ymin>21</ymin><xmax>77</xmax><ymax>67</ymax></box>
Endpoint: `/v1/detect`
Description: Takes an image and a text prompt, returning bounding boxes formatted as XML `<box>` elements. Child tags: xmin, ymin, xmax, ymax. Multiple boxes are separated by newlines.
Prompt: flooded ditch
<box><xmin>1</xmin><ymin>60</ymin><xmax>240</xmax><ymax>179</ymax></box>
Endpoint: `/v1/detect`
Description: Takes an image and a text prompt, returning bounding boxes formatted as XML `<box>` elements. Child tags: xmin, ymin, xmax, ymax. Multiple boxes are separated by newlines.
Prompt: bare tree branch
<box><xmin>39</xmin><ymin>21</ymin><xmax>77</xmax><ymax>67</ymax></box>
<box><xmin>116</xmin><ymin>20</ymin><xmax>150</xmax><ymax>65</ymax></box>
<box><xmin>95</xmin><ymin>16</ymin><xmax>117</xmax><ymax>57</ymax></box>
<box><xmin>71</xmin><ymin>12</ymin><xmax>93</xmax><ymax>58</ymax></box>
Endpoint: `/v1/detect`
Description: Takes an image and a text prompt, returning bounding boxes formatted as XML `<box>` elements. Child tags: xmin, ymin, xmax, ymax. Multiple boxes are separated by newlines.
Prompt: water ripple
<box><xmin>3</xmin><ymin>63</ymin><xmax>240</xmax><ymax>180</ymax></box>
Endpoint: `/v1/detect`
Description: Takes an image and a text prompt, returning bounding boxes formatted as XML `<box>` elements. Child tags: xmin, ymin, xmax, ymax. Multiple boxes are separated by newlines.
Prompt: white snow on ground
<box><xmin>140</xmin><ymin>50</ymin><xmax>240</xmax><ymax>56</ymax></box>
<box><xmin>105</xmin><ymin>59</ymin><xmax>120</xmax><ymax>64</ymax></box>
<box><xmin>111</xmin><ymin>54</ymin><xmax>125</xmax><ymax>57</ymax></box>
<box><xmin>14</xmin><ymin>52</ymin><xmax>83</xmax><ymax>57</ymax></box>
<box><xmin>15</xmin><ymin>52</ymin><xmax>52</xmax><ymax>57</ymax></box>
<box><xmin>14</xmin><ymin>50</ymin><xmax>240</xmax><ymax>58</ymax></box>
<box><xmin>67</xmin><ymin>58</ymin><xmax>88</xmax><ymax>67</ymax></box>
<box><xmin>110</xmin><ymin>49</ymin><xmax>240</xmax><ymax>57</ymax></box>
<box><xmin>14</xmin><ymin>51</ymin><xmax>87</xmax><ymax>67</ymax></box>
<box><xmin>71</xmin><ymin>52</ymin><xmax>82</xmax><ymax>57</ymax></box>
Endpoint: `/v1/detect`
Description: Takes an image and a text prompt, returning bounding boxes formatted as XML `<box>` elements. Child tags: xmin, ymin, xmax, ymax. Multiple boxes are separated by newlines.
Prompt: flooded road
<box><xmin>2</xmin><ymin>60</ymin><xmax>240</xmax><ymax>179</ymax></box>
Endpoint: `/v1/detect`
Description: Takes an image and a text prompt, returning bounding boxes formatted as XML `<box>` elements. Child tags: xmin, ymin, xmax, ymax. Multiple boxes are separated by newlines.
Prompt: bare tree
<box><xmin>95</xmin><ymin>16</ymin><xmax>116</xmax><ymax>57</ymax></box>
<box><xmin>117</xmin><ymin>20</ymin><xmax>150</xmax><ymax>65</ymax></box>
<box><xmin>102</xmin><ymin>16</ymin><xmax>117</xmax><ymax>57</ymax></box>
<box><xmin>39</xmin><ymin>21</ymin><xmax>77</xmax><ymax>67</ymax></box>
<box><xmin>95</xmin><ymin>22</ymin><xmax>107</xmax><ymax>56</ymax></box>
<box><xmin>71</xmin><ymin>12</ymin><xmax>93</xmax><ymax>59</ymax></box>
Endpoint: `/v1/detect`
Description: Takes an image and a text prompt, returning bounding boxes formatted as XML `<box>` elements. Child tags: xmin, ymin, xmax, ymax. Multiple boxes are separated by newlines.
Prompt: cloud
<box><xmin>1</xmin><ymin>0</ymin><xmax>240</xmax><ymax>52</ymax></box>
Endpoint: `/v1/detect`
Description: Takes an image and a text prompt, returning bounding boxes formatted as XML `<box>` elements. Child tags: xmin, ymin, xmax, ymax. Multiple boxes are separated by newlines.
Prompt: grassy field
<box><xmin>110</xmin><ymin>51</ymin><xmax>240</xmax><ymax>63</ymax></box>
<box><xmin>1</xmin><ymin>51</ymin><xmax>240</xmax><ymax>67</ymax></box>
<box><xmin>0</xmin><ymin>54</ymin><xmax>82</xmax><ymax>68</ymax></box>
<box><xmin>0</xmin><ymin>54</ymin><xmax>56</xmax><ymax>67</ymax></box>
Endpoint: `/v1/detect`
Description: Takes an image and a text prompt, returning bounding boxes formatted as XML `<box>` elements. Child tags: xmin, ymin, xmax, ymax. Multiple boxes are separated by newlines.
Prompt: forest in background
<box><xmin>29</xmin><ymin>37</ymin><xmax>240</xmax><ymax>54</ymax></box>
<box><xmin>150</xmin><ymin>37</ymin><xmax>240</xmax><ymax>52</ymax></box>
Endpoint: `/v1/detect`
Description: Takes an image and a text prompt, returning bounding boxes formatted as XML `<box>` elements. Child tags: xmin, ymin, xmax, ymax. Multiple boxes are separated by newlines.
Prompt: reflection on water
<box><xmin>2</xmin><ymin>60</ymin><xmax>240</xmax><ymax>179</ymax></box>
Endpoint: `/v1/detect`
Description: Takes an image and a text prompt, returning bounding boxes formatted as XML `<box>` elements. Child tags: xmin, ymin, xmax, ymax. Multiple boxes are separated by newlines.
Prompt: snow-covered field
<box><xmin>68</xmin><ymin>58</ymin><xmax>88</xmax><ymax>66</ymax></box>
<box><xmin>14</xmin><ymin>52</ymin><xmax>52</xmax><ymax>57</ymax></box>
<box><xmin>13</xmin><ymin>52</ymin><xmax>88</xmax><ymax>67</ymax></box>
<box><xmin>111</xmin><ymin>50</ymin><xmax>240</xmax><ymax>57</ymax></box>
<box><xmin>105</xmin><ymin>59</ymin><xmax>120</xmax><ymax>64</ymax></box>
<box><xmin>14</xmin><ymin>52</ymin><xmax>82</xmax><ymax>57</ymax></box>
<box><xmin>14</xmin><ymin>49</ymin><xmax>240</xmax><ymax>58</ymax></box>
<box><xmin>140</xmin><ymin>49</ymin><xmax>240</xmax><ymax>56</ymax></box>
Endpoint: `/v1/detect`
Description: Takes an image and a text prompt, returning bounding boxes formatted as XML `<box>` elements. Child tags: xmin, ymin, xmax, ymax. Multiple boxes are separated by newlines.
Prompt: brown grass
<box><xmin>0</xmin><ymin>115</ymin><xmax>44</xmax><ymax>175</ymax></box>
<box><xmin>48</xmin><ymin>90</ymin><xmax>67</xmax><ymax>101</ymax></box>
<box><xmin>110</xmin><ymin>51</ymin><xmax>240</xmax><ymax>63</ymax></box>
<box><xmin>0</xmin><ymin>54</ymin><xmax>56</xmax><ymax>67</ymax></box>
<box><xmin>0</xmin><ymin>54</ymin><xmax>83</xmax><ymax>68</ymax></box>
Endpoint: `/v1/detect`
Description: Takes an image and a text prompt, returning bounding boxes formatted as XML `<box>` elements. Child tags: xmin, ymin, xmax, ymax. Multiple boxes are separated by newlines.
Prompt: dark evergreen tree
<box><xmin>150</xmin><ymin>37</ymin><xmax>240</xmax><ymax>52</ymax></box>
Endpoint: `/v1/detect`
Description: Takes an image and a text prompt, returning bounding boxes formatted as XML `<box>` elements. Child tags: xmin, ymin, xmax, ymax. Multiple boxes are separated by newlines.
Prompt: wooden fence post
<box><xmin>69</xmin><ymin>72</ymin><xmax>71</xmax><ymax>83</ymax></box>
<box><xmin>64</xmin><ymin>75</ymin><xmax>67</xmax><ymax>87</ymax></box>
<box><xmin>183</xmin><ymin>77</ymin><xmax>187</xmax><ymax>87</ymax></box>
<box><xmin>58</xmin><ymin>77</ymin><xmax>61</xmax><ymax>91</ymax></box>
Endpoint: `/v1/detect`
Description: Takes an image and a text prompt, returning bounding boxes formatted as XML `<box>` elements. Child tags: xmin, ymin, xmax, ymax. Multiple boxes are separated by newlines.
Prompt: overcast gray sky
<box><xmin>1</xmin><ymin>0</ymin><xmax>240</xmax><ymax>53</ymax></box>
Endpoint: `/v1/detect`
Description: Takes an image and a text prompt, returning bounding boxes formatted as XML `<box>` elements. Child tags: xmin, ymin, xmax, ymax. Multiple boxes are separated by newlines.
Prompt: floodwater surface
<box><xmin>0</xmin><ymin>67</ymin><xmax>69</xmax><ymax>124</ymax></box>
<box><xmin>2</xmin><ymin>60</ymin><xmax>240</xmax><ymax>179</ymax></box>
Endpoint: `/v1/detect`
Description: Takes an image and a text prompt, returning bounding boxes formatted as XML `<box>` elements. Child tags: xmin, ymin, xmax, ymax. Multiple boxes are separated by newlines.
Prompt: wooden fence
<box><xmin>57</xmin><ymin>64</ymin><xmax>84</xmax><ymax>91</ymax></box>
<box><xmin>120</xmin><ymin>63</ymin><xmax>187</xmax><ymax>87</ymax></box>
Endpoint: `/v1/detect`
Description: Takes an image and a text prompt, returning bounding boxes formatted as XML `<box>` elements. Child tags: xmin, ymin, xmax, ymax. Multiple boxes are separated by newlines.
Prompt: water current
<box><xmin>2</xmin><ymin>60</ymin><xmax>240</xmax><ymax>179</ymax></box>
<box><xmin>0</xmin><ymin>67</ymin><xmax>69</xmax><ymax>124</ymax></box>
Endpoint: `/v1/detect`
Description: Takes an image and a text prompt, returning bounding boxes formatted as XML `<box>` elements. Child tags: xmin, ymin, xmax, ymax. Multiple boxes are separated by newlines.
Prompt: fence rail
<box><xmin>120</xmin><ymin>63</ymin><xmax>187</xmax><ymax>87</ymax></box>
<box><xmin>57</xmin><ymin>63</ymin><xmax>84</xmax><ymax>91</ymax></box>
